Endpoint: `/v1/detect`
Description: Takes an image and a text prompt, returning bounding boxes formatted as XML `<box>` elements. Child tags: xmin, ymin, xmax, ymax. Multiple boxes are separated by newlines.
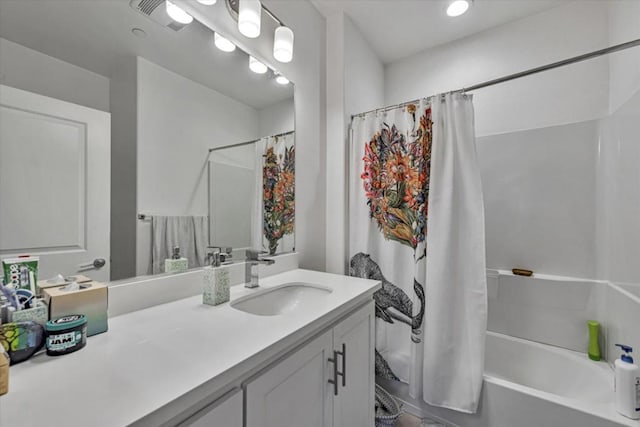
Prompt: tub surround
<box><xmin>487</xmin><ymin>269</ymin><xmax>607</xmax><ymax>354</ymax></box>
<box><xmin>487</xmin><ymin>269</ymin><xmax>640</xmax><ymax>366</ymax></box>
<box><xmin>382</xmin><ymin>332</ymin><xmax>639</xmax><ymax>427</ymax></box>
<box><xmin>0</xmin><ymin>269</ymin><xmax>381</xmax><ymax>426</ymax></box>
<box><xmin>393</xmin><ymin>269</ymin><xmax>640</xmax><ymax>427</ymax></box>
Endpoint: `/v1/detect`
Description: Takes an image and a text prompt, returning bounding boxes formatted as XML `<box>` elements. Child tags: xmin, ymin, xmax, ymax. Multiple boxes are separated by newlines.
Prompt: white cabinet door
<box><xmin>0</xmin><ymin>85</ymin><xmax>111</xmax><ymax>281</ymax></box>
<box><xmin>246</xmin><ymin>330</ymin><xmax>334</xmax><ymax>427</ymax></box>
<box><xmin>178</xmin><ymin>388</ymin><xmax>243</xmax><ymax>427</ymax></box>
<box><xmin>332</xmin><ymin>302</ymin><xmax>375</xmax><ymax>427</ymax></box>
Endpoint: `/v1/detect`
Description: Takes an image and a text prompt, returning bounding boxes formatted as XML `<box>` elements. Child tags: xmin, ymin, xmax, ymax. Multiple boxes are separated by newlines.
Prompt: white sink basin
<box><xmin>231</xmin><ymin>282</ymin><xmax>332</xmax><ymax>316</ymax></box>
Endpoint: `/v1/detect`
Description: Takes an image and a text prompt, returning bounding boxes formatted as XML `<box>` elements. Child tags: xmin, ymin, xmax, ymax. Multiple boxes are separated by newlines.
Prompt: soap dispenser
<box><xmin>164</xmin><ymin>247</ymin><xmax>188</xmax><ymax>274</ymax></box>
<box><xmin>203</xmin><ymin>250</ymin><xmax>230</xmax><ymax>306</ymax></box>
<box><xmin>614</xmin><ymin>344</ymin><xmax>640</xmax><ymax>420</ymax></box>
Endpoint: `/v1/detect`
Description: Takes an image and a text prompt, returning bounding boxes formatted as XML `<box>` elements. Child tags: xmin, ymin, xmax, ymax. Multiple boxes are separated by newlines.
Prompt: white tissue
<box><xmin>60</xmin><ymin>281</ymin><xmax>80</xmax><ymax>292</ymax></box>
<box><xmin>47</xmin><ymin>274</ymin><xmax>67</xmax><ymax>285</ymax></box>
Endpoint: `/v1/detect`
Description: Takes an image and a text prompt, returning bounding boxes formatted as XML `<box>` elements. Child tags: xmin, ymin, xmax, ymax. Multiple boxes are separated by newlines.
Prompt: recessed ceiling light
<box><xmin>275</xmin><ymin>75</ymin><xmax>289</xmax><ymax>85</ymax></box>
<box><xmin>447</xmin><ymin>0</ymin><xmax>471</xmax><ymax>17</ymax></box>
<box><xmin>197</xmin><ymin>0</ymin><xmax>217</xmax><ymax>4</ymax></box>
<box><xmin>131</xmin><ymin>28</ymin><xmax>147</xmax><ymax>38</ymax></box>
<box><xmin>249</xmin><ymin>56</ymin><xmax>268</xmax><ymax>74</ymax></box>
<box><xmin>214</xmin><ymin>33</ymin><xmax>236</xmax><ymax>52</ymax></box>
<box><xmin>165</xmin><ymin>0</ymin><xmax>193</xmax><ymax>24</ymax></box>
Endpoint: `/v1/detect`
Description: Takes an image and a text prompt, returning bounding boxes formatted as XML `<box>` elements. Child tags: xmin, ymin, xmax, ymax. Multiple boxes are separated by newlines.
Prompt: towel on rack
<box><xmin>151</xmin><ymin>216</ymin><xmax>208</xmax><ymax>274</ymax></box>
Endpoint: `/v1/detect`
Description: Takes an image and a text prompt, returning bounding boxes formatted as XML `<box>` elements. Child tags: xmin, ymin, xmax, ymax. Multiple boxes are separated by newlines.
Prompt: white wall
<box><xmin>136</xmin><ymin>57</ymin><xmax>260</xmax><ymax>275</ymax></box>
<box><xmin>179</xmin><ymin>0</ymin><xmax>327</xmax><ymax>271</ymax></box>
<box><xmin>325</xmin><ymin>13</ymin><xmax>385</xmax><ymax>274</ymax></box>
<box><xmin>343</xmin><ymin>16</ymin><xmax>385</xmax><ymax>125</ymax></box>
<box><xmin>607</xmin><ymin>0</ymin><xmax>640</xmax><ymax>113</ymax></box>
<box><xmin>110</xmin><ymin>56</ymin><xmax>138</xmax><ymax>280</ymax></box>
<box><xmin>258</xmin><ymin>97</ymin><xmax>295</xmax><ymax>137</ymax></box>
<box><xmin>0</xmin><ymin>37</ymin><xmax>109</xmax><ymax>112</ymax></box>
<box><xmin>385</xmin><ymin>1</ymin><xmax>610</xmax><ymax>137</ymax></box>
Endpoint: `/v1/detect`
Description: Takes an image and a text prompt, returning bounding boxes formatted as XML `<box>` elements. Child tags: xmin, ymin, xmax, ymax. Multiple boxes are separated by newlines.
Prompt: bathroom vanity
<box><xmin>0</xmin><ymin>269</ymin><xmax>380</xmax><ymax>427</ymax></box>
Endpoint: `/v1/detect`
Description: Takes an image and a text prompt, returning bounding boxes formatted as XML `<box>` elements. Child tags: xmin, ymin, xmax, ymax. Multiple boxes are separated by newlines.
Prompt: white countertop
<box><xmin>0</xmin><ymin>269</ymin><xmax>380</xmax><ymax>427</ymax></box>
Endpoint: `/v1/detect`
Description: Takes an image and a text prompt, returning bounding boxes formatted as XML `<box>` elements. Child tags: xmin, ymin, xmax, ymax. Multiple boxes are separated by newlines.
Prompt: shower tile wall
<box><xmin>477</xmin><ymin>121</ymin><xmax>599</xmax><ymax>279</ymax></box>
<box><xmin>480</xmin><ymin>87</ymin><xmax>640</xmax><ymax>356</ymax></box>
<box><xmin>597</xmin><ymin>89</ymin><xmax>640</xmax><ymax>284</ymax></box>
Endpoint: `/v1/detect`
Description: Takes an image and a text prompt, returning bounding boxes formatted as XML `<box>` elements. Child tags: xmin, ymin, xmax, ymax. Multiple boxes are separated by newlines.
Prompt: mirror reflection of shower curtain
<box><xmin>349</xmin><ymin>94</ymin><xmax>486</xmax><ymax>413</ymax></box>
<box><xmin>251</xmin><ymin>140</ymin><xmax>263</xmax><ymax>250</ymax></box>
<box><xmin>260</xmin><ymin>132</ymin><xmax>295</xmax><ymax>255</ymax></box>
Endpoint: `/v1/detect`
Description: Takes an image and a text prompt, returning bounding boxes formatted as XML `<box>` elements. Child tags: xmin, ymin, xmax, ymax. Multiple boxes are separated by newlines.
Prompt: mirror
<box><xmin>0</xmin><ymin>0</ymin><xmax>294</xmax><ymax>283</ymax></box>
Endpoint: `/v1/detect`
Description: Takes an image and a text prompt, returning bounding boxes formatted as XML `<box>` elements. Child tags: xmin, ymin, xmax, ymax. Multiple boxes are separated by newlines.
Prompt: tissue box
<box><xmin>42</xmin><ymin>281</ymin><xmax>108</xmax><ymax>337</ymax></box>
<box><xmin>37</xmin><ymin>274</ymin><xmax>92</xmax><ymax>294</ymax></box>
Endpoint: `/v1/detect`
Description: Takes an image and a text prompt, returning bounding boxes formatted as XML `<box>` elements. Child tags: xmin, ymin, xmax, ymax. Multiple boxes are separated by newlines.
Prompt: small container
<box><xmin>203</xmin><ymin>265</ymin><xmax>230</xmax><ymax>306</ymax></box>
<box><xmin>165</xmin><ymin>247</ymin><xmax>188</xmax><ymax>274</ymax></box>
<box><xmin>11</xmin><ymin>298</ymin><xmax>48</xmax><ymax>326</ymax></box>
<box><xmin>614</xmin><ymin>344</ymin><xmax>640</xmax><ymax>420</ymax></box>
<box><xmin>587</xmin><ymin>320</ymin><xmax>601</xmax><ymax>361</ymax></box>
<box><xmin>45</xmin><ymin>314</ymin><xmax>87</xmax><ymax>356</ymax></box>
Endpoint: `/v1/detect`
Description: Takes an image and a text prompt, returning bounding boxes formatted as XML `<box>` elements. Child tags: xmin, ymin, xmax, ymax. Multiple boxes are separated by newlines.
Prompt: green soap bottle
<box><xmin>588</xmin><ymin>320</ymin><xmax>601</xmax><ymax>361</ymax></box>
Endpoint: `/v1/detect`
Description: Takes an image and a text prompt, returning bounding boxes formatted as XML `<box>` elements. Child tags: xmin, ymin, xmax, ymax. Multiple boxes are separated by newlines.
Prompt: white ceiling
<box><xmin>0</xmin><ymin>0</ymin><xmax>293</xmax><ymax>109</ymax></box>
<box><xmin>312</xmin><ymin>0</ymin><xmax>568</xmax><ymax>64</ymax></box>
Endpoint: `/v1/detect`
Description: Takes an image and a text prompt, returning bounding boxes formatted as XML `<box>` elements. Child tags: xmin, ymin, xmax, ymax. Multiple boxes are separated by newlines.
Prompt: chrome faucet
<box><xmin>206</xmin><ymin>246</ymin><xmax>233</xmax><ymax>267</ymax></box>
<box><xmin>245</xmin><ymin>249</ymin><xmax>275</xmax><ymax>288</ymax></box>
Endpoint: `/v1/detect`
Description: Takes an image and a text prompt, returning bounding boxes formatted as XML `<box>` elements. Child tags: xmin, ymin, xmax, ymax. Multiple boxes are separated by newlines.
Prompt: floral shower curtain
<box><xmin>261</xmin><ymin>132</ymin><xmax>295</xmax><ymax>255</ymax></box>
<box><xmin>349</xmin><ymin>94</ymin><xmax>487</xmax><ymax>413</ymax></box>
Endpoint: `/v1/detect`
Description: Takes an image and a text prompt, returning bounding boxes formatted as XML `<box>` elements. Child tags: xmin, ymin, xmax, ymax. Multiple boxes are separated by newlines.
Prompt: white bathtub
<box><xmin>381</xmin><ymin>332</ymin><xmax>640</xmax><ymax>427</ymax></box>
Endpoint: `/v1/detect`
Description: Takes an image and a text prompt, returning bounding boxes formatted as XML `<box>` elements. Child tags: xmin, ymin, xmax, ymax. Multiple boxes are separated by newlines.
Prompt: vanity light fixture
<box><xmin>214</xmin><ymin>32</ymin><xmax>236</xmax><ymax>52</ymax></box>
<box><xmin>273</xmin><ymin>26</ymin><xmax>294</xmax><ymax>63</ymax></box>
<box><xmin>275</xmin><ymin>74</ymin><xmax>289</xmax><ymax>85</ymax></box>
<box><xmin>165</xmin><ymin>0</ymin><xmax>193</xmax><ymax>24</ymax></box>
<box><xmin>249</xmin><ymin>56</ymin><xmax>268</xmax><ymax>74</ymax></box>
<box><xmin>225</xmin><ymin>0</ymin><xmax>295</xmax><ymax>62</ymax></box>
<box><xmin>197</xmin><ymin>0</ymin><xmax>217</xmax><ymax>4</ymax></box>
<box><xmin>238</xmin><ymin>0</ymin><xmax>261</xmax><ymax>38</ymax></box>
<box><xmin>446</xmin><ymin>0</ymin><xmax>472</xmax><ymax>17</ymax></box>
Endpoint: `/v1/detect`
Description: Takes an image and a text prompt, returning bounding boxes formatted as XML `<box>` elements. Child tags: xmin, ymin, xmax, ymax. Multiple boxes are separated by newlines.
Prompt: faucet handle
<box><xmin>205</xmin><ymin>248</ymin><xmax>222</xmax><ymax>267</ymax></box>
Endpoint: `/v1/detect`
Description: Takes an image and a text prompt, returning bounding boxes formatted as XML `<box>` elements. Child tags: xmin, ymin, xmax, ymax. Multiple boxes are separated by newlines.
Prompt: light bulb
<box><xmin>446</xmin><ymin>0</ymin><xmax>470</xmax><ymax>17</ymax></box>
<box><xmin>239</xmin><ymin>0</ymin><xmax>261</xmax><ymax>38</ymax></box>
<box><xmin>273</xmin><ymin>26</ymin><xmax>294</xmax><ymax>63</ymax></box>
<box><xmin>197</xmin><ymin>0</ymin><xmax>217</xmax><ymax>4</ymax></box>
<box><xmin>275</xmin><ymin>75</ymin><xmax>289</xmax><ymax>85</ymax></box>
<box><xmin>165</xmin><ymin>0</ymin><xmax>193</xmax><ymax>24</ymax></box>
<box><xmin>214</xmin><ymin>33</ymin><xmax>236</xmax><ymax>52</ymax></box>
<box><xmin>249</xmin><ymin>56</ymin><xmax>268</xmax><ymax>74</ymax></box>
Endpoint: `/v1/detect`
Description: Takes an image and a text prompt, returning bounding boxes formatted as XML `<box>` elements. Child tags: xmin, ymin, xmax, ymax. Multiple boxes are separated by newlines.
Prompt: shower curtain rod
<box><xmin>208</xmin><ymin>130</ymin><xmax>295</xmax><ymax>153</ymax></box>
<box><xmin>351</xmin><ymin>37</ymin><xmax>640</xmax><ymax>119</ymax></box>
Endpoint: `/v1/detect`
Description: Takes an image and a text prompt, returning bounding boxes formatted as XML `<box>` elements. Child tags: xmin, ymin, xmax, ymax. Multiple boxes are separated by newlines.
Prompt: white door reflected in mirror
<box><xmin>0</xmin><ymin>85</ymin><xmax>111</xmax><ymax>282</ymax></box>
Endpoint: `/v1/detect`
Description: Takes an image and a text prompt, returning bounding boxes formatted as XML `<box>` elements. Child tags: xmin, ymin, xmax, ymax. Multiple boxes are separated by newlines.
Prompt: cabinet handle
<box><xmin>328</xmin><ymin>350</ymin><xmax>339</xmax><ymax>396</ymax></box>
<box><xmin>338</xmin><ymin>343</ymin><xmax>346</xmax><ymax>387</ymax></box>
